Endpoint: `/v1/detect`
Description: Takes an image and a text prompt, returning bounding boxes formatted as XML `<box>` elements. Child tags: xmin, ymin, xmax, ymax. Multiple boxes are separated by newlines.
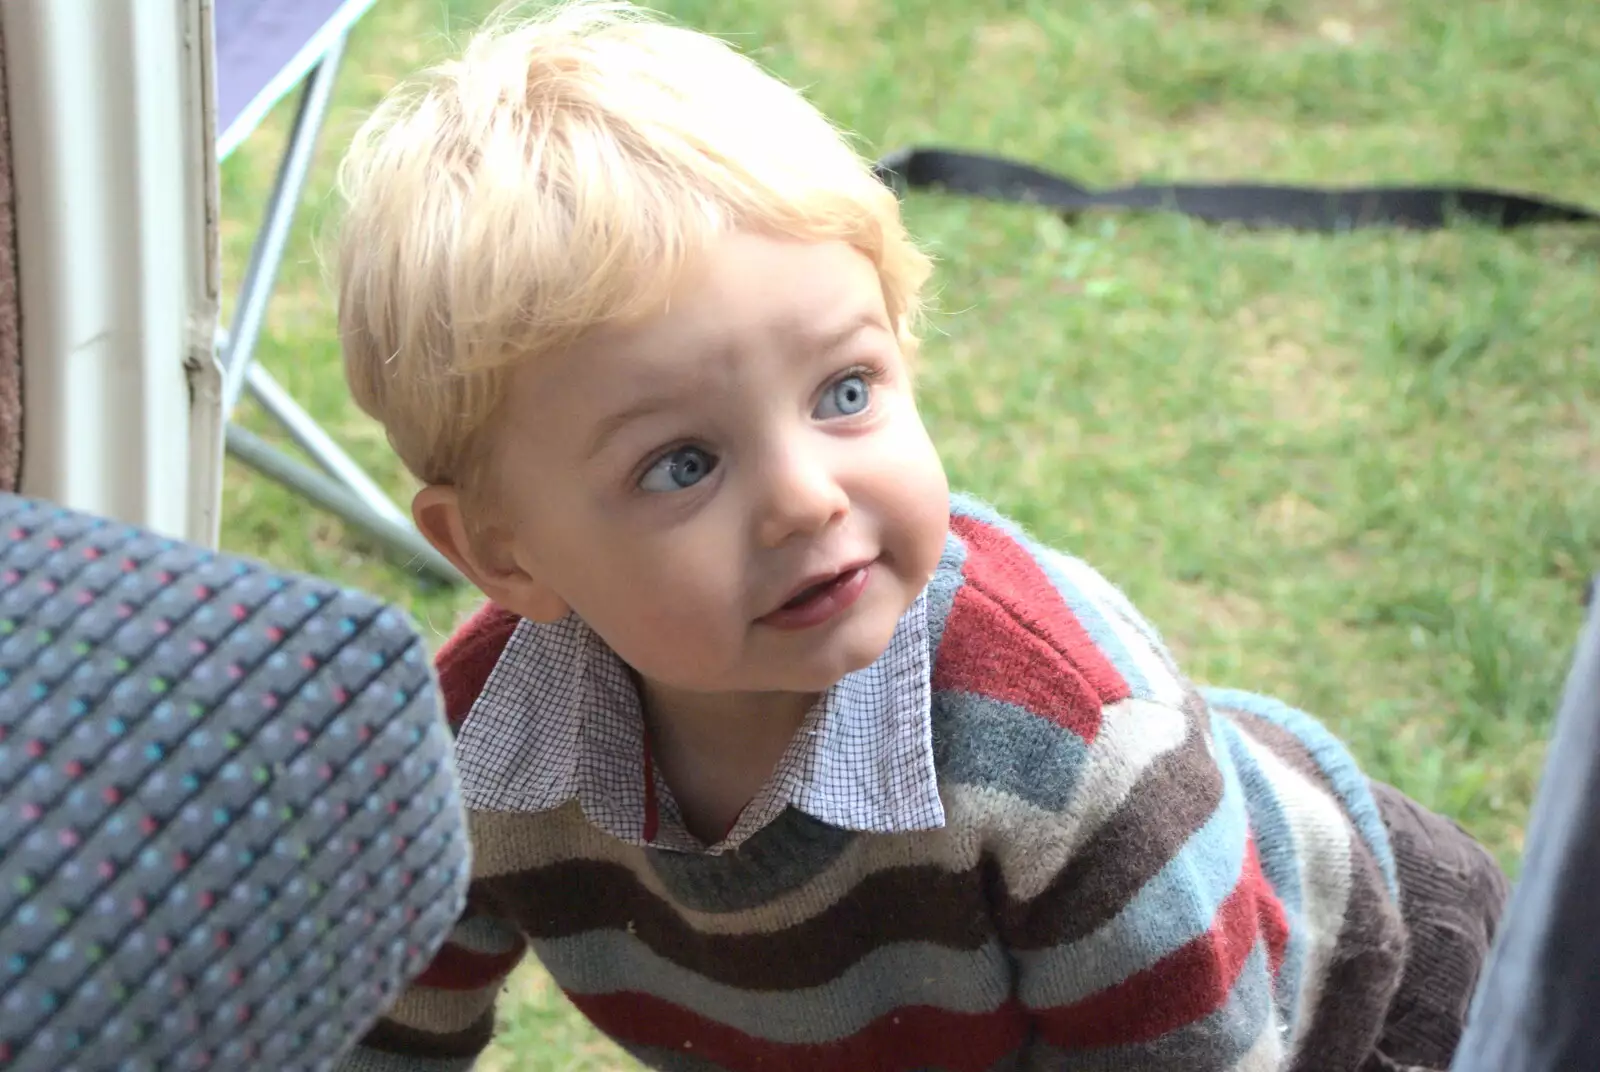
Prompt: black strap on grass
<box><xmin>873</xmin><ymin>146</ymin><xmax>1600</xmax><ymax>232</ymax></box>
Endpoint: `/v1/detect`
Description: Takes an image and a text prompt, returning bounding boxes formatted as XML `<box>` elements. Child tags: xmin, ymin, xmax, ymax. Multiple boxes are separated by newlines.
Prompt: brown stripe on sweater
<box><xmin>993</xmin><ymin>693</ymin><xmax>1223</xmax><ymax>949</ymax></box>
<box><xmin>1287</xmin><ymin>836</ymin><xmax>1407</xmax><ymax>1072</ymax></box>
<box><xmin>362</xmin><ymin>1008</ymin><xmax>497</xmax><ymax>1061</ymax></box>
<box><xmin>476</xmin><ymin>859</ymin><xmax>993</xmax><ymax>990</ymax></box>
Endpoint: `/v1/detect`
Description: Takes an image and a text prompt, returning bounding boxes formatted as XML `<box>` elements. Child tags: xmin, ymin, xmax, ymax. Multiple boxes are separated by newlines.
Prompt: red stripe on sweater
<box><xmin>1035</xmin><ymin>837</ymin><xmax>1275</xmax><ymax>1048</ymax></box>
<box><xmin>412</xmin><ymin>938</ymin><xmax>525</xmax><ymax>992</ymax></box>
<box><xmin>934</xmin><ymin>516</ymin><xmax>1129</xmax><ymax>742</ymax></box>
<box><xmin>567</xmin><ymin>991</ymin><xmax>1027</xmax><ymax>1072</ymax></box>
<box><xmin>433</xmin><ymin>603</ymin><xmax>520</xmax><ymax>728</ymax></box>
<box><xmin>950</xmin><ymin>515</ymin><xmax>1130</xmax><ymax>708</ymax></box>
<box><xmin>1255</xmin><ymin>841</ymin><xmax>1291</xmax><ymax>976</ymax></box>
<box><xmin>934</xmin><ymin>590</ymin><xmax>1103</xmax><ymax>741</ymax></box>
<box><xmin>397</xmin><ymin>605</ymin><xmax>526</xmax><ymax>997</ymax></box>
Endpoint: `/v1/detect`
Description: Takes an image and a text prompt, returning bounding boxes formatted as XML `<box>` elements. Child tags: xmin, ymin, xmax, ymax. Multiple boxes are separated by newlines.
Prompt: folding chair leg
<box><xmin>221</xmin><ymin>35</ymin><xmax>346</xmax><ymax>416</ymax></box>
<box><xmin>245</xmin><ymin>363</ymin><xmax>410</xmax><ymax>529</ymax></box>
<box><xmin>225</xmin><ymin>425</ymin><xmax>463</xmax><ymax>586</ymax></box>
<box><xmin>216</xmin><ymin>33</ymin><xmax>465</xmax><ymax>586</ymax></box>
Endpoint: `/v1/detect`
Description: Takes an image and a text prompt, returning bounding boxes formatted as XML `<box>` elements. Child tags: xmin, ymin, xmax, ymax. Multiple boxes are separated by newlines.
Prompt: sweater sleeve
<box><xmin>337</xmin><ymin>604</ymin><xmax>528</xmax><ymax>1072</ymax></box>
<box><xmin>937</xmin><ymin>509</ymin><xmax>1406</xmax><ymax>1070</ymax></box>
<box><xmin>985</xmin><ymin>690</ymin><xmax>1309</xmax><ymax>1070</ymax></box>
<box><xmin>977</xmin><ymin>668</ymin><xmax>1406</xmax><ymax>1071</ymax></box>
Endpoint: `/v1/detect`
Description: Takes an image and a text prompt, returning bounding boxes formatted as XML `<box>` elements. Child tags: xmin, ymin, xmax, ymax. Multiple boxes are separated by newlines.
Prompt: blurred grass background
<box><xmin>218</xmin><ymin>0</ymin><xmax>1600</xmax><ymax>1066</ymax></box>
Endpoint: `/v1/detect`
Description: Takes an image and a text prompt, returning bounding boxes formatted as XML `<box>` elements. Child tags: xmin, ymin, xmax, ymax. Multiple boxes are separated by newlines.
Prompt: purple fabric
<box><xmin>213</xmin><ymin>0</ymin><xmax>370</xmax><ymax>148</ymax></box>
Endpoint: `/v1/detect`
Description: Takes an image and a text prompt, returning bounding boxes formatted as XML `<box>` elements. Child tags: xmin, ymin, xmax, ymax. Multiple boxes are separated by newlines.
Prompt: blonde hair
<box><xmin>335</xmin><ymin>0</ymin><xmax>932</xmax><ymax>496</ymax></box>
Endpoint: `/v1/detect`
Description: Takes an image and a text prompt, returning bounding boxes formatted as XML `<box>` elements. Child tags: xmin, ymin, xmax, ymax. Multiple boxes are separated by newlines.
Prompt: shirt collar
<box><xmin>452</xmin><ymin>592</ymin><xmax>944</xmax><ymax>853</ymax></box>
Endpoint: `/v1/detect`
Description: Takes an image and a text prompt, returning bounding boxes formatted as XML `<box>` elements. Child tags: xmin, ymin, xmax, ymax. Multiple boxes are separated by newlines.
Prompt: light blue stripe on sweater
<box><xmin>534</xmin><ymin>932</ymin><xmax>1012</xmax><ymax>1045</ymax></box>
<box><xmin>924</xmin><ymin>530</ymin><xmax>969</xmax><ymax>659</ymax></box>
<box><xmin>947</xmin><ymin>491</ymin><xmax>1025</xmax><ymax>536</ymax></box>
<box><xmin>1030</xmin><ymin>552</ymin><xmax>1152</xmax><ymax>701</ymax></box>
<box><xmin>1217</xmin><ymin>713</ymin><xmax>1307</xmax><ymax>1029</ymax></box>
<box><xmin>934</xmin><ymin>691</ymin><xmax>1091</xmax><ymax>811</ymax></box>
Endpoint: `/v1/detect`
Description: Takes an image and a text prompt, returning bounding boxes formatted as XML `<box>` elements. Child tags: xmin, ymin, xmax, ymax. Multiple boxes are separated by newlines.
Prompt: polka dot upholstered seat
<box><xmin>0</xmin><ymin>494</ymin><xmax>470</xmax><ymax>1072</ymax></box>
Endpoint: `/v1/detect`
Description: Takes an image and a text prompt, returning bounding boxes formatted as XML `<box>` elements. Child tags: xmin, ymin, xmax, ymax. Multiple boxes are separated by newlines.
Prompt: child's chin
<box><xmin>788</xmin><ymin>626</ymin><xmax>900</xmax><ymax>690</ymax></box>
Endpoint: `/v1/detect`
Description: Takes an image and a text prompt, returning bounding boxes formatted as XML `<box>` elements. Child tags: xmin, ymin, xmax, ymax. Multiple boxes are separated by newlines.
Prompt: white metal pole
<box><xmin>2</xmin><ymin>0</ymin><xmax>222</xmax><ymax>546</ymax></box>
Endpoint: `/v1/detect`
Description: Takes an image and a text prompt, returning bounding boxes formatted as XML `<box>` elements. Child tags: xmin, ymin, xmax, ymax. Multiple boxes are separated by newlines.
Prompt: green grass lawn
<box><xmin>218</xmin><ymin>0</ymin><xmax>1600</xmax><ymax>1067</ymax></box>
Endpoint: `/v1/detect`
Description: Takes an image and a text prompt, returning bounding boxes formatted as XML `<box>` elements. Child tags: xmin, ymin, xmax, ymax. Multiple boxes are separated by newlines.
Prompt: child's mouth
<box><xmin>759</xmin><ymin>563</ymin><xmax>873</xmax><ymax>630</ymax></box>
<box><xmin>782</xmin><ymin>578</ymin><xmax>837</xmax><ymax>609</ymax></box>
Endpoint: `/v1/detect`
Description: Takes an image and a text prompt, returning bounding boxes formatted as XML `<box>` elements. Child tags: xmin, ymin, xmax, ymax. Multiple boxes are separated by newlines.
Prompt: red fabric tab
<box><xmin>638</xmin><ymin>733</ymin><xmax>748</xmax><ymax>846</ymax></box>
<box><xmin>642</xmin><ymin>734</ymin><xmax>660</xmax><ymax>845</ymax></box>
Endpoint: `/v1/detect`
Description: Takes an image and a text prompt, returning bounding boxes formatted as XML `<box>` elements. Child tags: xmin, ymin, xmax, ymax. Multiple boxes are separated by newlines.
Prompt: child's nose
<box><xmin>754</xmin><ymin>451</ymin><xmax>849</xmax><ymax>548</ymax></box>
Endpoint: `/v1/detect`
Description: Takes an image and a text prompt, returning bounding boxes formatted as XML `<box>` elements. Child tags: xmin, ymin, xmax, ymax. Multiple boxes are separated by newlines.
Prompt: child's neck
<box><xmin>637</xmin><ymin>677</ymin><xmax>817</xmax><ymax>847</ymax></box>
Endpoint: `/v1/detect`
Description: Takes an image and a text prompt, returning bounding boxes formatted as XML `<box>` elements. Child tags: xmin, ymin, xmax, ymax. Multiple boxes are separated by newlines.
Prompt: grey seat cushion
<box><xmin>0</xmin><ymin>493</ymin><xmax>469</xmax><ymax>1071</ymax></box>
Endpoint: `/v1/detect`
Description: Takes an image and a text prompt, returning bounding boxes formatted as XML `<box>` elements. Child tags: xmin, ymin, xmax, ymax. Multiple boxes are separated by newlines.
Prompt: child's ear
<box><xmin>411</xmin><ymin>485</ymin><xmax>571</xmax><ymax>622</ymax></box>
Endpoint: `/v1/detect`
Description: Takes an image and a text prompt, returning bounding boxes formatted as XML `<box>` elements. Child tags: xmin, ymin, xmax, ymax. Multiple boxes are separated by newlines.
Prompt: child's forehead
<box><xmin>506</xmin><ymin>303</ymin><xmax>892</xmax><ymax>441</ymax></box>
<box><xmin>500</xmin><ymin>235</ymin><xmax>890</xmax><ymax>412</ymax></box>
<box><xmin>575</xmin><ymin>236</ymin><xmax>886</xmax><ymax>349</ymax></box>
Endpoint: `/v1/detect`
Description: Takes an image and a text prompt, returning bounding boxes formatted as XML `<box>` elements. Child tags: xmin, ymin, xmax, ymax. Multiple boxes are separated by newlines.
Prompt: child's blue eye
<box><xmin>639</xmin><ymin>446</ymin><xmax>718</xmax><ymax>492</ymax></box>
<box><xmin>814</xmin><ymin>374</ymin><xmax>871</xmax><ymax>419</ymax></box>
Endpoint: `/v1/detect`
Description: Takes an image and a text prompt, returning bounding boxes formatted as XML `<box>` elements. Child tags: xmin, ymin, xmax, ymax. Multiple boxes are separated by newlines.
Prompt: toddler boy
<box><xmin>333</xmin><ymin>3</ymin><xmax>1506</xmax><ymax>1069</ymax></box>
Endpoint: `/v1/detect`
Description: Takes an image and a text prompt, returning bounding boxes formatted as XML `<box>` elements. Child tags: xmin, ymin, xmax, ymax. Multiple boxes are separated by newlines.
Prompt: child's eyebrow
<box><xmin>804</xmin><ymin>308</ymin><xmax>891</xmax><ymax>352</ymax></box>
<box><xmin>584</xmin><ymin>393</ymin><xmax>689</xmax><ymax>461</ymax></box>
<box><xmin>581</xmin><ymin>309</ymin><xmax>891</xmax><ymax>461</ymax></box>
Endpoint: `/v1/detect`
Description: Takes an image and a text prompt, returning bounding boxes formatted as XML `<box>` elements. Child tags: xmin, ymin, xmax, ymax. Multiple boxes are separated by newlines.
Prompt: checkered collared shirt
<box><xmin>452</xmin><ymin>592</ymin><xmax>945</xmax><ymax>854</ymax></box>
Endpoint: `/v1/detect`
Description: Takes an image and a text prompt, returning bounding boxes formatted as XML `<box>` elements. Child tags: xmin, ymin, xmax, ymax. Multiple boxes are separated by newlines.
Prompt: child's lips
<box><xmin>758</xmin><ymin>562</ymin><xmax>873</xmax><ymax>631</ymax></box>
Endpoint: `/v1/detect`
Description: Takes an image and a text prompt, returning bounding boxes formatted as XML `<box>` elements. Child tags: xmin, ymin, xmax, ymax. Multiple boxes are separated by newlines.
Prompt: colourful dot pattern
<box><xmin>0</xmin><ymin>494</ymin><xmax>471</xmax><ymax>1071</ymax></box>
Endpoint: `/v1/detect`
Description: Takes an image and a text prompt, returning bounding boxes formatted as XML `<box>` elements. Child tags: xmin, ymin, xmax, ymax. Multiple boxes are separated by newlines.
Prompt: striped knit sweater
<box><xmin>343</xmin><ymin>496</ymin><xmax>1407</xmax><ymax>1072</ymax></box>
